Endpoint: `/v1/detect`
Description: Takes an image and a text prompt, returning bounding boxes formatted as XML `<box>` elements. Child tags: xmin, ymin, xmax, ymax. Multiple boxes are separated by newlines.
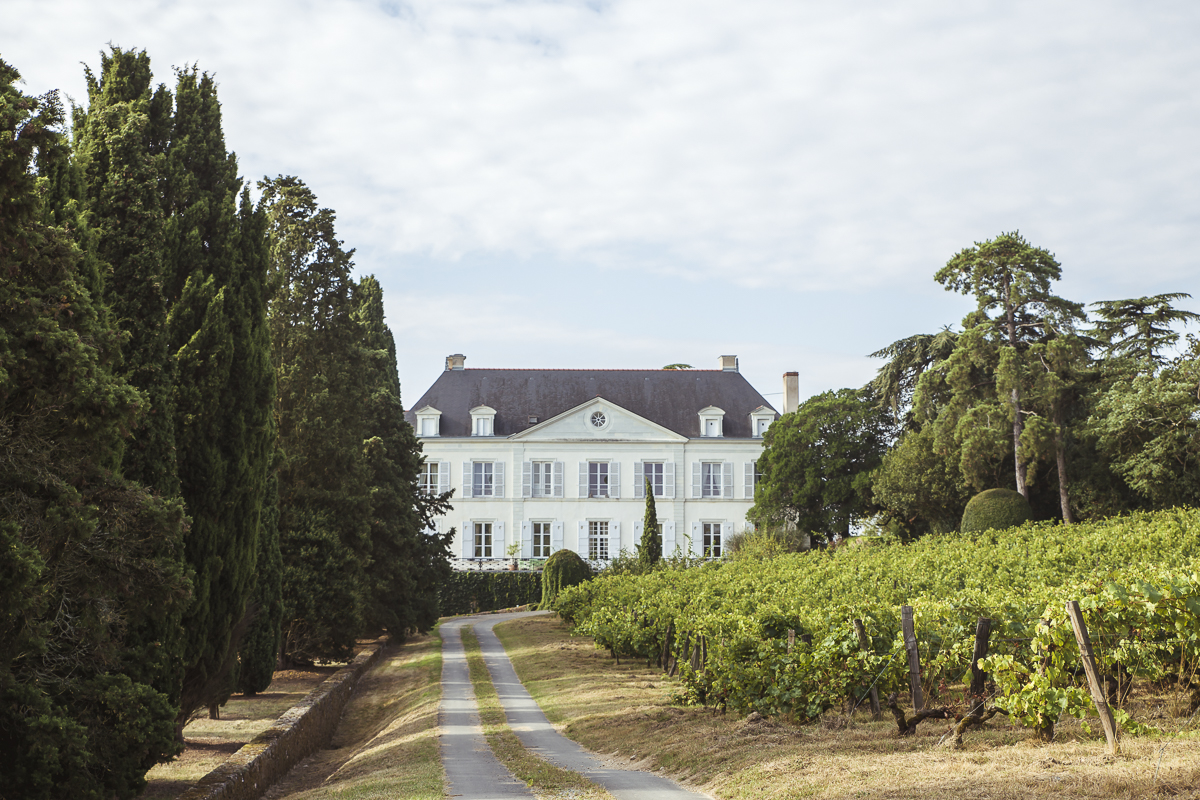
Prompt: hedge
<box><xmin>439</xmin><ymin>571</ymin><xmax>543</xmax><ymax>616</ymax></box>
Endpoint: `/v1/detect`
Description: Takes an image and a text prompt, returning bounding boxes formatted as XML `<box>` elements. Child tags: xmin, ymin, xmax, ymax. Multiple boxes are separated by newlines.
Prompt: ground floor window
<box><xmin>473</xmin><ymin>521</ymin><xmax>493</xmax><ymax>558</ymax></box>
<box><xmin>588</xmin><ymin>520</ymin><xmax>609</xmax><ymax>560</ymax></box>
<box><xmin>702</xmin><ymin>522</ymin><xmax>722</xmax><ymax>558</ymax></box>
<box><xmin>532</xmin><ymin>521</ymin><xmax>552</xmax><ymax>558</ymax></box>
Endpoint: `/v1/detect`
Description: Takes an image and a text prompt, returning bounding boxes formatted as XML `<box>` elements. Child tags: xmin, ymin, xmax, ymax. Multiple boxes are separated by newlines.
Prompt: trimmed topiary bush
<box><xmin>541</xmin><ymin>549</ymin><xmax>593</xmax><ymax>609</ymax></box>
<box><xmin>960</xmin><ymin>488</ymin><xmax>1033</xmax><ymax>533</ymax></box>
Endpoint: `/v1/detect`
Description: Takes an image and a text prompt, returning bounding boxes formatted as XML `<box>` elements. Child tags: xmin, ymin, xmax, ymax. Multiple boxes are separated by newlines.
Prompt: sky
<box><xmin>6</xmin><ymin>0</ymin><xmax>1199</xmax><ymax>408</ymax></box>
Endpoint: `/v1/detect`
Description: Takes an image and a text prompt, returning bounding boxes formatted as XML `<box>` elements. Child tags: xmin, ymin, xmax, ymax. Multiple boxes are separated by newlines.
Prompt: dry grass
<box><xmin>460</xmin><ymin>626</ymin><xmax>616</xmax><ymax>800</ymax></box>
<box><xmin>260</xmin><ymin>631</ymin><xmax>445</xmax><ymax>799</ymax></box>
<box><xmin>141</xmin><ymin>667</ymin><xmax>339</xmax><ymax>799</ymax></box>
<box><xmin>494</xmin><ymin>615</ymin><xmax>1200</xmax><ymax>800</ymax></box>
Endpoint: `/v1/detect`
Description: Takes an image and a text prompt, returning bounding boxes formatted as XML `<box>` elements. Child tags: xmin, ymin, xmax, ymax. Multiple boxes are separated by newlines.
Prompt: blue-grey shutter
<box><xmin>577</xmin><ymin>520</ymin><xmax>587</xmax><ymax>556</ymax></box>
<box><xmin>691</xmin><ymin>521</ymin><xmax>702</xmax><ymax>555</ymax></box>
<box><xmin>462</xmin><ymin>521</ymin><xmax>473</xmax><ymax>558</ymax></box>
<box><xmin>579</xmin><ymin>463</ymin><xmax>588</xmax><ymax>498</ymax></box>
<box><xmin>722</xmin><ymin>462</ymin><xmax>733</xmax><ymax>499</ymax></box>
<box><xmin>494</xmin><ymin>462</ymin><xmax>505</xmax><ymax>498</ymax></box>
<box><xmin>609</xmin><ymin>462</ymin><xmax>620</xmax><ymax>499</ymax></box>
<box><xmin>495</xmin><ymin>521</ymin><xmax>505</xmax><ymax>556</ymax></box>
<box><xmin>463</xmin><ymin>462</ymin><xmax>473</xmax><ymax>498</ymax></box>
<box><xmin>721</xmin><ymin>522</ymin><xmax>733</xmax><ymax>555</ymax></box>
<box><xmin>522</xmin><ymin>521</ymin><xmax>532</xmax><ymax>558</ymax></box>
<box><xmin>632</xmin><ymin>519</ymin><xmax>643</xmax><ymax>544</ymax></box>
<box><xmin>522</xmin><ymin>461</ymin><xmax>532</xmax><ymax>498</ymax></box>
<box><xmin>634</xmin><ymin>462</ymin><xmax>644</xmax><ymax>498</ymax></box>
<box><xmin>744</xmin><ymin>462</ymin><xmax>754</xmax><ymax>498</ymax></box>
<box><xmin>553</xmin><ymin>461</ymin><xmax>564</xmax><ymax>497</ymax></box>
<box><xmin>551</xmin><ymin>521</ymin><xmax>564</xmax><ymax>552</ymax></box>
<box><xmin>663</xmin><ymin>520</ymin><xmax>675</xmax><ymax>554</ymax></box>
<box><xmin>609</xmin><ymin>521</ymin><xmax>621</xmax><ymax>559</ymax></box>
<box><xmin>438</xmin><ymin>462</ymin><xmax>449</xmax><ymax>494</ymax></box>
<box><xmin>692</xmin><ymin>462</ymin><xmax>702</xmax><ymax>498</ymax></box>
<box><xmin>664</xmin><ymin>461</ymin><xmax>675</xmax><ymax>499</ymax></box>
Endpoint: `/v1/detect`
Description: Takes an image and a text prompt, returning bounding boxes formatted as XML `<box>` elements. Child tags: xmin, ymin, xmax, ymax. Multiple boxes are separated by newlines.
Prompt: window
<box><xmin>590</xmin><ymin>410</ymin><xmax>607</xmax><ymax>428</ymax></box>
<box><xmin>474</xmin><ymin>417</ymin><xmax>492</xmax><ymax>436</ymax></box>
<box><xmin>702</xmin><ymin>462</ymin><xmax>723</xmax><ymax>498</ymax></box>
<box><xmin>532</xmin><ymin>461</ymin><xmax>553</xmax><ymax>497</ymax></box>
<box><xmin>698</xmin><ymin>406</ymin><xmax>725</xmax><ymax>437</ymax></box>
<box><xmin>470</xmin><ymin>405</ymin><xmax>496</xmax><ymax>436</ymax></box>
<box><xmin>744</xmin><ymin>461</ymin><xmax>762</xmax><ymax>499</ymax></box>
<box><xmin>532</xmin><ymin>521</ymin><xmax>552</xmax><ymax>558</ymax></box>
<box><xmin>419</xmin><ymin>461</ymin><xmax>440</xmax><ymax>494</ymax></box>
<box><xmin>588</xmin><ymin>521</ymin><xmax>609</xmax><ymax>560</ymax></box>
<box><xmin>473</xmin><ymin>522</ymin><xmax>493</xmax><ymax>558</ymax></box>
<box><xmin>642</xmin><ymin>462</ymin><xmax>664</xmax><ymax>497</ymax></box>
<box><xmin>473</xmin><ymin>462</ymin><xmax>493</xmax><ymax>497</ymax></box>
<box><xmin>588</xmin><ymin>462</ymin><xmax>609</xmax><ymax>498</ymax></box>
<box><xmin>702</xmin><ymin>522</ymin><xmax>722</xmax><ymax>558</ymax></box>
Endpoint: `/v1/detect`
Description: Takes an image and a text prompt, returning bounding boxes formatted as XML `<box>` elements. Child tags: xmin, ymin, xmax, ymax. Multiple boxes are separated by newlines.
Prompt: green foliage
<box><xmin>1</xmin><ymin>57</ymin><xmax>190</xmax><ymax>797</ymax></box>
<box><xmin>438</xmin><ymin>571</ymin><xmax>543</xmax><ymax>616</ymax></box>
<box><xmin>556</xmin><ymin>508</ymin><xmax>1200</xmax><ymax>737</ymax></box>
<box><xmin>1090</xmin><ymin>293</ymin><xmax>1200</xmax><ymax>366</ymax></box>
<box><xmin>541</xmin><ymin>548</ymin><xmax>594</xmax><ymax>611</ymax></box>
<box><xmin>960</xmin><ymin>488</ymin><xmax>1033</xmax><ymax>533</ymax></box>
<box><xmin>237</xmin><ymin>471</ymin><xmax>283</xmax><ymax>695</ymax></box>
<box><xmin>871</xmin><ymin>426</ymin><xmax>970</xmax><ymax>541</ymax></box>
<box><xmin>749</xmin><ymin>388</ymin><xmax>891</xmax><ymax>542</ymax></box>
<box><xmin>638</xmin><ymin>479</ymin><xmax>662</xmax><ymax>570</ymax></box>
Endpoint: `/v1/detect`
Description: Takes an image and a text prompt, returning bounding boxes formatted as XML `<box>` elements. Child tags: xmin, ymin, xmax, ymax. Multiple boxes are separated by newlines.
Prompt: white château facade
<box><xmin>405</xmin><ymin>355</ymin><xmax>787</xmax><ymax>566</ymax></box>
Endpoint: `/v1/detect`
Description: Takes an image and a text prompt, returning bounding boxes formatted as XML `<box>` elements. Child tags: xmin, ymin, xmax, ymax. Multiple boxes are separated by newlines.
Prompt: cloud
<box><xmin>6</xmin><ymin>0</ymin><xmax>1199</xmax><ymax>397</ymax></box>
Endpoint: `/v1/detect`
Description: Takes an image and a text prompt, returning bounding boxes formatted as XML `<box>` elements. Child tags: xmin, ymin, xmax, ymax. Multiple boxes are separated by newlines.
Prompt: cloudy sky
<box><xmin>6</xmin><ymin>1</ymin><xmax>1199</xmax><ymax>406</ymax></box>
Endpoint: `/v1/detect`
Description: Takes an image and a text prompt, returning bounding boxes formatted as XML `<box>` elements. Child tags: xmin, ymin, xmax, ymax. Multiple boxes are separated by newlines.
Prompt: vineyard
<box><xmin>555</xmin><ymin>508</ymin><xmax>1200</xmax><ymax>743</ymax></box>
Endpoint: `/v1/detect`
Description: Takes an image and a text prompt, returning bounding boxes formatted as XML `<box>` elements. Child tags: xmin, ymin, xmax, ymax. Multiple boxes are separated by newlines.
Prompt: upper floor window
<box><xmin>532</xmin><ymin>461</ymin><xmax>553</xmax><ymax>497</ymax></box>
<box><xmin>579</xmin><ymin>460</ymin><xmax>619</xmax><ymax>498</ymax></box>
<box><xmin>643</xmin><ymin>462</ymin><xmax>663</xmax><ymax>496</ymax></box>
<box><xmin>634</xmin><ymin>461</ymin><xmax>674</xmax><ymax>499</ymax></box>
<box><xmin>589</xmin><ymin>462</ymin><xmax>609</xmax><ymax>498</ymax></box>
<box><xmin>743</xmin><ymin>460</ymin><xmax>762</xmax><ymax>499</ymax></box>
<box><xmin>464</xmin><ymin>460</ymin><xmax>504</xmax><ymax>498</ymax></box>
<box><xmin>694</xmin><ymin>461</ymin><xmax>732</xmax><ymax>499</ymax></box>
<box><xmin>750</xmin><ymin>406</ymin><xmax>775</xmax><ymax>438</ymax></box>
<box><xmin>419</xmin><ymin>461</ymin><xmax>442</xmax><ymax>494</ymax></box>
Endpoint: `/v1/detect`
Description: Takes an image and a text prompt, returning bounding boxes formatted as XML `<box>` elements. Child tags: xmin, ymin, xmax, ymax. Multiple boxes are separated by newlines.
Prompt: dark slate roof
<box><xmin>405</xmin><ymin>369</ymin><xmax>778</xmax><ymax>438</ymax></box>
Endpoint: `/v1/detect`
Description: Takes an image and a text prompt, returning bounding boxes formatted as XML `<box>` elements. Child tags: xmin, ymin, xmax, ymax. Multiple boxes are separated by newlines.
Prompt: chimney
<box><xmin>783</xmin><ymin>372</ymin><xmax>799</xmax><ymax>415</ymax></box>
<box><xmin>446</xmin><ymin>354</ymin><xmax>466</xmax><ymax>371</ymax></box>
<box><xmin>718</xmin><ymin>355</ymin><xmax>739</xmax><ymax>372</ymax></box>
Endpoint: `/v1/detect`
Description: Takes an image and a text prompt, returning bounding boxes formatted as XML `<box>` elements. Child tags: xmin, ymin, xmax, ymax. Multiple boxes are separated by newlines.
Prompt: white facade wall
<box><xmin>419</xmin><ymin>399</ymin><xmax>764</xmax><ymax>561</ymax></box>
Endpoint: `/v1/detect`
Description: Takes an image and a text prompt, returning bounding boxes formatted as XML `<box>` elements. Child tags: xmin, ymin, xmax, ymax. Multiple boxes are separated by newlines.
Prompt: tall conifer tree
<box><xmin>1</xmin><ymin>58</ymin><xmax>189</xmax><ymax>799</ymax></box>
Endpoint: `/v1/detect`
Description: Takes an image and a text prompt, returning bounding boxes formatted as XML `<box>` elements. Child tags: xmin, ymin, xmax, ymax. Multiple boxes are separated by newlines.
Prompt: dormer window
<box><xmin>470</xmin><ymin>405</ymin><xmax>496</xmax><ymax>437</ymax></box>
<box><xmin>749</xmin><ymin>406</ymin><xmax>776</xmax><ymax>438</ymax></box>
<box><xmin>414</xmin><ymin>406</ymin><xmax>441</xmax><ymax>437</ymax></box>
<box><xmin>698</xmin><ymin>406</ymin><xmax>725</xmax><ymax>438</ymax></box>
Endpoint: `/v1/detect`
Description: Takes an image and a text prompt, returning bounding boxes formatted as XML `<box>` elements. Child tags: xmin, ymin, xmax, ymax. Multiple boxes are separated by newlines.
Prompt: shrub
<box><xmin>960</xmin><ymin>488</ymin><xmax>1033</xmax><ymax>533</ymax></box>
<box><xmin>439</xmin><ymin>572</ymin><xmax>542</xmax><ymax>616</ymax></box>
<box><xmin>541</xmin><ymin>549</ymin><xmax>593</xmax><ymax>609</ymax></box>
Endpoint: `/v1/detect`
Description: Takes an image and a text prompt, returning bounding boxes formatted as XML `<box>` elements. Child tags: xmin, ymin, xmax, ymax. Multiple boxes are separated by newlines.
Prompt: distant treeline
<box><xmin>1</xmin><ymin>49</ymin><xmax>452</xmax><ymax>799</ymax></box>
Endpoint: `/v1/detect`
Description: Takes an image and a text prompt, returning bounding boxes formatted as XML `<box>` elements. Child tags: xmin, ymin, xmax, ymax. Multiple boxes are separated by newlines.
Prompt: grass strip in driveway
<box><xmin>460</xmin><ymin>626</ymin><xmax>616</xmax><ymax>800</ymax></box>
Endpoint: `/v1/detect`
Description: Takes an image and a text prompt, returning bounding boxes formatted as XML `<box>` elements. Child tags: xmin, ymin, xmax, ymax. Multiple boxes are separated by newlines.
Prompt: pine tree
<box><xmin>355</xmin><ymin>276</ymin><xmax>452</xmax><ymax>637</ymax></box>
<box><xmin>1</xmin><ymin>58</ymin><xmax>189</xmax><ymax>799</ymax></box>
<box><xmin>263</xmin><ymin>176</ymin><xmax>373</xmax><ymax>663</ymax></box>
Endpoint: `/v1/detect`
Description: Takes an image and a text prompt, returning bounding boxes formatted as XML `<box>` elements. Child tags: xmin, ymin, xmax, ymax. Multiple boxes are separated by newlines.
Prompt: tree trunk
<box><xmin>1053</xmin><ymin>401</ymin><xmax>1074</xmax><ymax>523</ymax></box>
<box><xmin>1003</xmin><ymin>272</ymin><xmax>1029</xmax><ymax>500</ymax></box>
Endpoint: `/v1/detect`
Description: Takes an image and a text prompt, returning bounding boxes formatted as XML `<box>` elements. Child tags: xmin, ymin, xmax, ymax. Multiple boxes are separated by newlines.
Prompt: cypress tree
<box><xmin>638</xmin><ymin>479</ymin><xmax>662</xmax><ymax>570</ymax></box>
<box><xmin>162</xmin><ymin>71</ymin><xmax>277</xmax><ymax>725</ymax></box>
<box><xmin>1</xmin><ymin>58</ymin><xmax>189</xmax><ymax>799</ymax></box>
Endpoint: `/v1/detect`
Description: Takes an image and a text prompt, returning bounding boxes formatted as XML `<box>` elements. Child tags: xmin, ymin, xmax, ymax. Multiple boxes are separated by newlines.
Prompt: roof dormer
<box><xmin>470</xmin><ymin>405</ymin><xmax>496</xmax><ymax>437</ymax></box>
<box><xmin>749</xmin><ymin>405</ymin><xmax>776</xmax><ymax>438</ymax></box>
<box><xmin>414</xmin><ymin>405</ymin><xmax>442</xmax><ymax>437</ymax></box>
<box><xmin>698</xmin><ymin>405</ymin><xmax>725</xmax><ymax>438</ymax></box>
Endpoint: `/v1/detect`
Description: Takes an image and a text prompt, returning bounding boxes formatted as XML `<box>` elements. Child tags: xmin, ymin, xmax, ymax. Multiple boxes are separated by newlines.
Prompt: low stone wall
<box><xmin>176</xmin><ymin>638</ymin><xmax>388</xmax><ymax>800</ymax></box>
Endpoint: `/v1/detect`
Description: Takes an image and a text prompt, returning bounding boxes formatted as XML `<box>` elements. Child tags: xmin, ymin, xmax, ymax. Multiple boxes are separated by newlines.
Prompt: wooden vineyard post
<box><xmin>901</xmin><ymin>605</ymin><xmax>924</xmax><ymax>711</ymax></box>
<box><xmin>969</xmin><ymin>617</ymin><xmax>992</xmax><ymax>715</ymax></box>
<box><xmin>853</xmin><ymin>619</ymin><xmax>881</xmax><ymax>719</ymax></box>
<box><xmin>1066</xmin><ymin>601</ymin><xmax>1120</xmax><ymax>755</ymax></box>
<box><xmin>787</xmin><ymin>629</ymin><xmax>796</xmax><ymax>653</ymax></box>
